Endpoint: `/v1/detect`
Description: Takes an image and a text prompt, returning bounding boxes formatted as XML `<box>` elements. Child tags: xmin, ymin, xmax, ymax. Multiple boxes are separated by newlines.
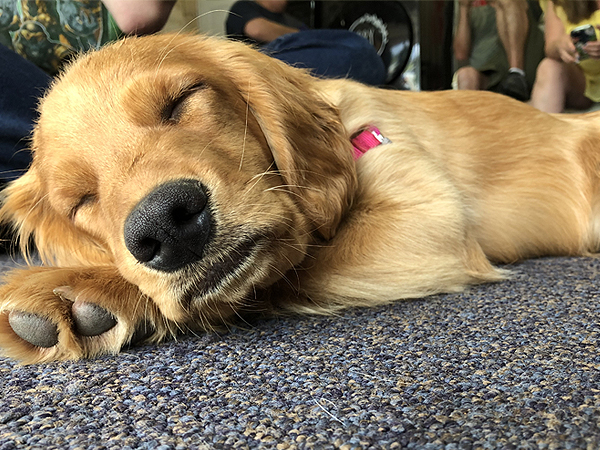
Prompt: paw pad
<box><xmin>72</xmin><ymin>302</ymin><xmax>117</xmax><ymax>336</ymax></box>
<box><xmin>8</xmin><ymin>311</ymin><xmax>59</xmax><ymax>348</ymax></box>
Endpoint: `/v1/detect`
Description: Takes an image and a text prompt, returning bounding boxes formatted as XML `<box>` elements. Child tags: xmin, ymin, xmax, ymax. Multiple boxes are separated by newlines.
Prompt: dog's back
<box><xmin>321</xmin><ymin>80</ymin><xmax>600</xmax><ymax>261</ymax></box>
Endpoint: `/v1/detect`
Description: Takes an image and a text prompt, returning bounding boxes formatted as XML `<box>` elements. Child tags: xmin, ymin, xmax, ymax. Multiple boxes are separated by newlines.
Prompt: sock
<box><xmin>509</xmin><ymin>67</ymin><xmax>526</xmax><ymax>77</ymax></box>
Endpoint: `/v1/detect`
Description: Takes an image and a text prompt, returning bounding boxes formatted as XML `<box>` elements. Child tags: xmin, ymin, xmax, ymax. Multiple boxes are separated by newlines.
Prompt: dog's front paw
<box><xmin>0</xmin><ymin>267</ymin><xmax>172</xmax><ymax>363</ymax></box>
<box><xmin>7</xmin><ymin>294</ymin><xmax>118</xmax><ymax>347</ymax></box>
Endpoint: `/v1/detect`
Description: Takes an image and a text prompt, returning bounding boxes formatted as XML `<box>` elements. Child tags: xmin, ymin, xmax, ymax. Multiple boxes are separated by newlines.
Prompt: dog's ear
<box><xmin>0</xmin><ymin>168</ymin><xmax>109</xmax><ymax>266</ymax></box>
<box><xmin>225</xmin><ymin>44</ymin><xmax>357</xmax><ymax>240</ymax></box>
<box><xmin>0</xmin><ymin>169</ymin><xmax>44</xmax><ymax>258</ymax></box>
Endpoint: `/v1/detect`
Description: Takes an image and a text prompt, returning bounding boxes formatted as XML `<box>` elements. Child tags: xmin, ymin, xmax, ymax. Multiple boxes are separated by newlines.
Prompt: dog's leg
<box><xmin>0</xmin><ymin>266</ymin><xmax>178</xmax><ymax>363</ymax></box>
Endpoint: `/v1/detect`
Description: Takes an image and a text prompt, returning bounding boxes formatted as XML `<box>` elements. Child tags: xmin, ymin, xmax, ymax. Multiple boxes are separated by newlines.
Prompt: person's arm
<box><xmin>102</xmin><ymin>0</ymin><xmax>176</xmax><ymax>35</ymax></box>
<box><xmin>243</xmin><ymin>17</ymin><xmax>298</xmax><ymax>43</ymax></box>
<box><xmin>453</xmin><ymin>0</ymin><xmax>472</xmax><ymax>63</ymax></box>
<box><xmin>543</xmin><ymin>1</ymin><xmax>577</xmax><ymax>63</ymax></box>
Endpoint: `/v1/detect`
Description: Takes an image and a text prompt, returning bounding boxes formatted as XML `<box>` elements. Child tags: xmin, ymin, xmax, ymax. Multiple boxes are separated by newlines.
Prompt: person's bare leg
<box><xmin>492</xmin><ymin>0</ymin><xmax>530</xmax><ymax>100</ymax></box>
<box><xmin>493</xmin><ymin>0</ymin><xmax>528</xmax><ymax>70</ymax></box>
<box><xmin>530</xmin><ymin>57</ymin><xmax>591</xmax><ymax>113</ymax></box>
<box><xmin>455</xmin><ymin>66</ymin><xmax>488</xmax><ymax>90</ymax></box>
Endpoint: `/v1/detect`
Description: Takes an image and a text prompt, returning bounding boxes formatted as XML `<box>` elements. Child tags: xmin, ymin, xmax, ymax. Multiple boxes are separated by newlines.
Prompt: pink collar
<box><xmin>351</xmin><ymin>126</ymin><xmax>391</xmax><ymax>160</ymax></box>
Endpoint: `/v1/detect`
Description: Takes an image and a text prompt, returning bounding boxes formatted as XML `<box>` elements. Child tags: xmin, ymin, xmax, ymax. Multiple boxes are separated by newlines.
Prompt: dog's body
<box><xmin>1</xmin><ymin>34</ymin><xmax>600</xmax><ymax>363</ymax></box>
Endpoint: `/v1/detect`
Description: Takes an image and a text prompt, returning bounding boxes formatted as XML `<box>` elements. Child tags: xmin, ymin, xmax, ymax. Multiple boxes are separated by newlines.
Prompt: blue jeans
<box><xmin>264</xmin><ymin>29</ymin><xmax>386</xmax><ymax>86</ymax></box>
<box><xmin>0</xmin><ymin>44</ymin><xmax>51</xmax><ymax>183</ymax></box>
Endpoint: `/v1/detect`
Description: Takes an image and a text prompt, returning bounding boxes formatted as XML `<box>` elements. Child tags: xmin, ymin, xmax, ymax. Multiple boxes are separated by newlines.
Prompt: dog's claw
<box><xmin>7</xmin><ymin>311</ymin><xmax>59</xmax><ymax>348</ymax></box>
<box><xmin>72</xmin><ymin>301</ymin><xmax>117</xmax><ymax>336</ymax></box>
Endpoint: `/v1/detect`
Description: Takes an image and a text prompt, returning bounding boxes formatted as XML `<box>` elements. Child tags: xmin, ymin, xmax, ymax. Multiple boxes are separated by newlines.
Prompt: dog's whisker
<box><xmin>204</xmin><ymin>301</ymin><xmax>230</xmax><ymax>333</ymax></box>
<box><xmin>248</xmin><ymin>167</ymin><xmax>278</xmax><ymax>182</ymax></box>
<box><xmin>154</xmin><ymin>40</ymin><xmax>191</xmax><ymax>81</ymax></box>
<box><xmin>278</xmin><ymin>254</ymin><xmax>302</xmax><ymax>285</ymax></box>
<box><xmin>230</xmin><ymin>304</ymin><xmax>254</xmax><ymax>329</ymax></box>
<box><xmin>265</xmin><ymin>183</ymin><xmax>324</xmax><ymax>193</ymax></box>
<box><xmin>242</xmin><ymin>165</ymin><xmax>278</xmax><ymax>196</ymax></box>
<box><xmin>239</xmin><ymin>80</ymin><xmax>251</xmax><ymax>171</ymax></box>
<box><xmin>175</xmin><ymin>10</ymin><xmax>238</xmax><ymax>36</ymax></box>
<box><xmin>262</xmin><ymin>186</ymin><xmax>307</xmax><ymax>201</ymax></box>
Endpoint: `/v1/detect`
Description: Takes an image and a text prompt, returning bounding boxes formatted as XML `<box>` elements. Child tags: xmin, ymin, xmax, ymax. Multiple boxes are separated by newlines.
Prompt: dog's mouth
<box><xmin>199</xmin><ymin>235</ymin><xmax>259</xmax><ymax>295</ymax></box>
<box><xmin>177</xmin><ymin>232</ymin><xmax>269</xmax><ymax>309</ymax></box>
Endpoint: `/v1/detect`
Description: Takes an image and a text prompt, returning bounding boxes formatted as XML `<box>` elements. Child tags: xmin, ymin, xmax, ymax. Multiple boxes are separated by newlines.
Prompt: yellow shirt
<box><xmin>540</xmin><ymin>0</ymin><xmax>600</xmax><ymax>101</ymax></box>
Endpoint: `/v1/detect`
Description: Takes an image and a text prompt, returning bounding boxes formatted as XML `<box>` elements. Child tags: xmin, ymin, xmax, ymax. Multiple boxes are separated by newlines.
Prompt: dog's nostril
<box><xmin>124</xmin><ymin>179</ymin><xmax>211</xmax><ymax>272</ymax></box>
<box><xmin>172</xmin><ymin>205</ymin><xmax>199</xmax><ymax>224</ymax></box>
<box><xmin>136</xmin><ymin>238</ymin><xmax>161</xmax><ymax>263</ymax></box>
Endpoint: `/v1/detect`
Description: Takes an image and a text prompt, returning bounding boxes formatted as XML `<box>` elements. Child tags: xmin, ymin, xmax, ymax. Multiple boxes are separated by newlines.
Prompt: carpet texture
<box><xmin>0</xmin><ymin>255</ymin><xmax>599</xmax><ymax>449</ymax></box>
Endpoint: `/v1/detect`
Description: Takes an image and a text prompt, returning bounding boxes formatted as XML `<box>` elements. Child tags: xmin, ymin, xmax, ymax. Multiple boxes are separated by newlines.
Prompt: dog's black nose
<box><xmin>124</xmin><ymin>179</ymin><xmax>211</xmax><ymax>272</ymax></box>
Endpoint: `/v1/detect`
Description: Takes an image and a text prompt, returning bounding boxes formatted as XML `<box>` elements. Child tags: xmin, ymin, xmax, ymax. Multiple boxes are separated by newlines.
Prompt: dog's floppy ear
<box><xmin>0</xmin><ymin>168</ymin><xmax>109</xmax><ymax>266</ymax></box>
<box><xmin>225</xmin><ymin>44</ymin><xmax>357</xmax><ymax>240</ymax></box>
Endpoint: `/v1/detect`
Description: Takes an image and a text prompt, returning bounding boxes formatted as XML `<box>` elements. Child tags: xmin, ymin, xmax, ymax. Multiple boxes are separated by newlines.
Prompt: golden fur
<box><xmin>1</xmin><ymin>34</ymin><xmax>600</xmax><ymax>363</ymax></box>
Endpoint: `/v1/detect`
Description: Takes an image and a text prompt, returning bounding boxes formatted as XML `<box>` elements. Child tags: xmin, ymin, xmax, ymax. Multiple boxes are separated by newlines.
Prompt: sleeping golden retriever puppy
<box><xmin>0</xmin><ymin>34</ymin><xmax>599</xmax><ymax>363</ymax></box>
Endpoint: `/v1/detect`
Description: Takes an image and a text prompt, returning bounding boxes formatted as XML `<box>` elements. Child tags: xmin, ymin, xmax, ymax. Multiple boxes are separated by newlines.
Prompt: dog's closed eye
<box><xmin>69</xmin><ymin>193</ymin><xmax>97</xmax><ymax>221</ymax></box>
<box><xmin>162</xmin><ymin>83</ymin><xmax>206</xmax><ymax>124</ymax></box>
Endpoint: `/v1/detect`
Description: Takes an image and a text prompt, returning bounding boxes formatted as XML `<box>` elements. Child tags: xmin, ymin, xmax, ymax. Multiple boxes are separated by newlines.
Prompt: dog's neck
<box><xmin>351</xmin><ymin>126</ymin><xmax>391</xmax><ymax>160</ymax></box>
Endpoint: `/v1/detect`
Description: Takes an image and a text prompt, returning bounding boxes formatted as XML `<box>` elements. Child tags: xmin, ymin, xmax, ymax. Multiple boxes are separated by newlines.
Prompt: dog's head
<box><xmin>0</xmin><ymin>34</ymin><xmax>357</xmax><ymax>323</ymax></box>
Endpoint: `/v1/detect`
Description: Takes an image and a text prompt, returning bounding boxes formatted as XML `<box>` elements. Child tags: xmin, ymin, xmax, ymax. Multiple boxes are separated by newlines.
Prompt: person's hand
<box><xmin>582</xmin><ymin>40</ymin><xmax>600</xmax><ymax>59</ymax></box>
<box><xmin>557</xmin><ymin>34</ymin><xmax>578</xmax><ymax>63</ymax></box>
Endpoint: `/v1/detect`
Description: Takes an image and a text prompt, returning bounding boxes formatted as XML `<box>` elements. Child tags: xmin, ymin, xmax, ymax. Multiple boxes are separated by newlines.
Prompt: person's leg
<box><xmin>492</xmin><ymin>0</ymin><xmax>531</xmax><ymax>100</ymax></box>
<box><xmin>0</xmin><ymin>45</ymin><xmax>51</xmax><ymax>183</ymax></box>
<box><xmin>530</xmin><ymin>57</ymin><xmax>591</xmax><ymax>113</ymax></box>
<box><xmin>263</xmin><ymin>29</ymin><xmax>386</xmax><ymax>86</ymax></box>
<box><xmin>455</xmin><ymin>66</ymin><xmax>489</xmax><ymax>90</ymax></box>
<box><xmin>493</xmin><ymin>0</ymin><xmax>528</xmax><ymax>71</ymax></box>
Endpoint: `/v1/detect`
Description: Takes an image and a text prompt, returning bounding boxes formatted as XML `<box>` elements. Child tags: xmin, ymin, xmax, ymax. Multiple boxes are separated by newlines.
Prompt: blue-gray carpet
<box><xmin>0</xmin><ymin>255</ymin><xmax>599</xmax><ymax>449</ymax></box>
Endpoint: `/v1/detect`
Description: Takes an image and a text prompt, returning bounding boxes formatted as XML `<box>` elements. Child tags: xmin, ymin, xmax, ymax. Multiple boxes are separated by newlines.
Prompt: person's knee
<box><xmin>535</xmin><ymin>58</ymin><xmax>568</xmax><ymax>86</ymax></box>
<box><xmin>455</xmin><ymin>66</ymin><xmax>483</xmax><ymax>90</ymax></box>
